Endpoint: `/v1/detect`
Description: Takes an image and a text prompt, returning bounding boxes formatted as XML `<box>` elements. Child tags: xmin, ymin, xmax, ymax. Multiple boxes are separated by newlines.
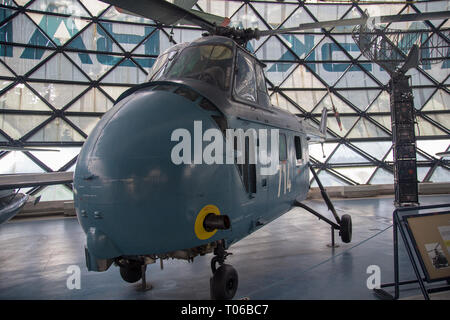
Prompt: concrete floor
<box><xmin>1</xmin><ymin>195</ymin><xmax>449</xmax><ymax>300</ymax></box>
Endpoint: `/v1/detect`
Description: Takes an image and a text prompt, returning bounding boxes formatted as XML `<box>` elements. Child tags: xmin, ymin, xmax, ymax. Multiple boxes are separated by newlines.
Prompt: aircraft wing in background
<box><xmin>0</xmin><ymin>192</ymin><xmax>29</xmax><ymax>224</ymax></box>
<box><xmin>0</xmin><ymin>172</ymin><xmax>74</xmax><ymax>224</ymax></box>
<box><xmin>0</xmin><ymin>172</ymin><xmax>74</xmax><ymax>191</ymax></box>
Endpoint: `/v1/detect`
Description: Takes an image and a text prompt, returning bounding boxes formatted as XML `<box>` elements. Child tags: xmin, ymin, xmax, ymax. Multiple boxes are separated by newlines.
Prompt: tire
<box><xmin>340</xmin><ymin>214</ymin><xmax>352</xmax><ymax>243</ymax></box>
<box><xmin>120</xmin><ymin>265</ymin><xmax>142</xmax><ymax>283</ymax></box>
<box><xmin>210</xmin><ymin>264</ymin><xmax>238</xmax><ymax>300</ymax></box>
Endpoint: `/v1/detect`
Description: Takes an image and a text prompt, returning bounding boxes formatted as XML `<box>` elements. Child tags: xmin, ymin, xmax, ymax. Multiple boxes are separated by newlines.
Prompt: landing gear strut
<box><xmin>294</xmin><ymin>166</ymin><xmax>353</xmax><ymax>246</ymax></box>
<box><xmin>210</xmin><ymin>240</ymin><xmax>238</xmax><ymax>300</ymax></box>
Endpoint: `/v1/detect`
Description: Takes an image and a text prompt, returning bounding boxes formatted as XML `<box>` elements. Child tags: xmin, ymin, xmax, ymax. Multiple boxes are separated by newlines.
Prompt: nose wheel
<box><xmin>118</xmin><ymin>259</ymin><xmax>152</xmax><ymax>291</ymax></box>
<box><xmin>119</xmin><ymin>262</ymin><xmax>142</xmax><ymax>283</ymax></box>
<box><xmin>210</xmin><ymin>240</ymin><xmax>238</xmax><ymax>300</ymax></box>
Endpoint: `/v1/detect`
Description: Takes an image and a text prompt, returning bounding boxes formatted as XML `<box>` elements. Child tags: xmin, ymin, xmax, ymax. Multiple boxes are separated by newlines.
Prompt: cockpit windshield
<box><xmin>161</xmin><ymin>44</ymin><xmax>233</xmax><ymax>91</ymax></box>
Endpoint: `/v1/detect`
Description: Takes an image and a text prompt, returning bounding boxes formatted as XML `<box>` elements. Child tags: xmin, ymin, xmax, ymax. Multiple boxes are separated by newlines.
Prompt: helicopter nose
<box><xmin>73</xmin><ymin>84</ymin><xmax>227</xmax><ymax>261</ymax></box>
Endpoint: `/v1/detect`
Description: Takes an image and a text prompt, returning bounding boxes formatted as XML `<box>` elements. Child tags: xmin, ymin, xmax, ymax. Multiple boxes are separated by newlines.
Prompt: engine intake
<box><xmin>203</xmin><ymin>213</ymin><xmax>230</xmax><ymax>232</ymax></box>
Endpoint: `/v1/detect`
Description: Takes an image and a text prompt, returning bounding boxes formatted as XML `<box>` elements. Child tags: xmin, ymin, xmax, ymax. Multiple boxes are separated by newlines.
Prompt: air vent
<box><xmin>152</xmin><ymin>84</ymin><xmax>175</xmax><ymax>92</ymax></box>
<box><xmin>199</xmin><ymin>98</ymin><xmax>219</xmax><ymax>112</ymax></box>
<box><xmin>211</xmin><ymin>115</ymin><xmax>228</xmax><ymax>136</ymax></box>
<box><xmin>174</xmin><ymin>86</ymin><xmax>199</xmax><ymax>101</ymax></box>
<box><xmin>198</xmin><ymin>98</ymin><xmax>227</xmax><ymax>135</ymax></box>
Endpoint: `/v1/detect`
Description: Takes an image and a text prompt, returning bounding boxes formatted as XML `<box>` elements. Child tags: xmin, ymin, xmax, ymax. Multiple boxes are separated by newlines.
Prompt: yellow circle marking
<box><xmin>195</xmin><ymin>204</ymin><xmax>220</xmax><ymax>240</ymax></box>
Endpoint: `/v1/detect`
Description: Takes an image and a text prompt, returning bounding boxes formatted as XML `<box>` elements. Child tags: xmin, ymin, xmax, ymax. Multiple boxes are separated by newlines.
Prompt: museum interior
<box><xmin>0</xmin><ymin>0</ymin><xmax>449</xmax><ymax>301</ymax></box>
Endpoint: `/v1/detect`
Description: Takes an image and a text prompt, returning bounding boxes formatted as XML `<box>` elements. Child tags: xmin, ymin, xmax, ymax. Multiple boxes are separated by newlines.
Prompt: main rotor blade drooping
<box><xmin>0</xmin><ymin>146</ymin><xmax>60</xmax><ymax>152</ymax></box>
<box><xmin>99</xmin><ymin>1</ymin><xmax>450</xmax><ymax>45</ymax></box>
<box><xmin>99</xmin><ymin>0</ymin><xmax>217</xmax><ymax>32</ymax></box>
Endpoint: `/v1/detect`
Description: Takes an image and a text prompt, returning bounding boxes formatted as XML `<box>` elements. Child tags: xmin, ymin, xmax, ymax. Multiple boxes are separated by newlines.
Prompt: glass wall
<box><xmin>0</xmin><ymin>0</ymin><xmax>449</xmax><ymax>199</ymax></box>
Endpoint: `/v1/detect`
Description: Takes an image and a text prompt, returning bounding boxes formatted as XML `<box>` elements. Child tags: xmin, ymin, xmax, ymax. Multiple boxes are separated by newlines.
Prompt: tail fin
<box><xmin>303</xmin><ymin>107</ymin><xmax>327</xmax><ymax>143</ymax></box>
<box><xmin>319</xmin><ymin>107</ymin><xmax>327</xmax><ymax>137</ymax></box>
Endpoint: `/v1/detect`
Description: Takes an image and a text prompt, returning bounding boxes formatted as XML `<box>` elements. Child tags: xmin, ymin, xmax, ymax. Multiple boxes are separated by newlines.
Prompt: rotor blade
<box><xmin>436</xmin><ymin>151</ymin><xmax>450</xmax><ymax>157</ymax></box>
<box><xmin>173</xmin><ymin>0</ymin><xmax>198</xmax><ymax>9</ymax></box>
<box><xmin>183</xmin><ymin>9</ymin><xmax>230</xmax><ymax>27</ymax></box>
<box><xmin>100</xmin><ymin>0</ymin><xmax>216</xmax><ymax>32</ymax></box>
<box><xmin>0</xmin><ymin>146</ymin><xmax>60</xmax><ymax>152</ymax></box>
<box><xmin>258</xmin><ymin>11</ymin><xmax>450</xmax><ymax>37</ymax></box>
<box><xmin>113</xmin><ymin>6</ymin><xmax>229</xmax><ymax>27</ymax></box>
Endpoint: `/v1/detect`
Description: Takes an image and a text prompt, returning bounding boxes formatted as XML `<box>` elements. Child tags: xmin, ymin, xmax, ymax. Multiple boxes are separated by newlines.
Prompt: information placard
<box><xmin>405</xmin><ymin>212</ymin><xmax>450</xmax><ymax>282</ymax></box>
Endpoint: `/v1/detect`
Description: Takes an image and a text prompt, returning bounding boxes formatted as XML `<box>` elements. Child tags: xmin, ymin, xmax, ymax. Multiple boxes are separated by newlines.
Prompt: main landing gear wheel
<box><xmin>120</xmin><ymin>265</ymin><xmax>142</xmax><ymax>283</ymax></box>
<box><xmin>210</xmin><ymin>240</ymin><xmax>238</xmax><ymax>300</ymax></box>
<box><xmin>339</xmin><ymin>214</ymin><xmax>352</xmax><ymax>243</ymax></box>
<box><xmin>210</xmin><ymin>264</ymin><xmax>239</xmax><ymax>300</ymax></box>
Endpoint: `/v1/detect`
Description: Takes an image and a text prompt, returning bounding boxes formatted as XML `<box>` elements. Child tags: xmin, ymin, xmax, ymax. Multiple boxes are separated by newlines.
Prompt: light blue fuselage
<box><xmin>74</xmin><ymin>38</ymin><xmax>311</xmax><ymax>271</ymax></box>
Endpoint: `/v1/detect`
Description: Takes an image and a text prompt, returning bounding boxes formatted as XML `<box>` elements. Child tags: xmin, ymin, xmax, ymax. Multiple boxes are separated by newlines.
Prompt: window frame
<box><xmin>232</xmin><ymin>48</ymin><xmax>260</xmax><ymax>107</ymax></box>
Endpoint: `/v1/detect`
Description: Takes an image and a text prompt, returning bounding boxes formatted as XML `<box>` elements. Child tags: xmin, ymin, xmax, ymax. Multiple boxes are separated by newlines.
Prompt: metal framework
<box><xmin>352</xmin><ymin>25</ymin><xmax>450</xmax><ymax>72</ymax></box>
<box><xmin>0</xmin><ymin>0</ymin><xmax>449</xmax><ymax>199</ymax></box>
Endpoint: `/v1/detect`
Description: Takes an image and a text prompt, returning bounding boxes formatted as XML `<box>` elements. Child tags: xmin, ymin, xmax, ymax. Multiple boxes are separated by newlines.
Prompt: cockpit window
<box><xmin>255</xmin><ymin>63</ymin><xmax>270</xmax><ymax>107</ymax></box>
<box><xmin>255</xmin><ymin>64</ymin><xmax>268</xmax><ymax>95</ymax></box>
<box><xmin>234</xmin><ymin>50</ymin><xmax>257</xmax><ymax>103</ymax></box>
<box><xmin>147</xmin><ymin>50</ymin><xmax>178</xmax><ymax>82</ymax></box>
<box><xmin>164</xmin><ymin>44</ymin><xmax>233</xmax><ymax>91</ymax></box>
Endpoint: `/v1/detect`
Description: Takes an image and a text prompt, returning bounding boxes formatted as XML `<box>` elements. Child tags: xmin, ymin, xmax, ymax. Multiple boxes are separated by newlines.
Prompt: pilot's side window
<box><xmin>255</xmin><ymin>64</ymin><xmax>270</xmax><ymax>107</ymax></box>
<box><xmin>147</xmin><ymin>50</ymin><xmax>178</xmax><ymax>82</ymax></box>
<box><xmin>279</xmin><ymin>133</ymin><xmax>287</xmax><ymax>161</ymax></box>
<box><xmin>234</xmin><ymin>51</ymin><xmax>257</xmax><ymax>103</ymax></box>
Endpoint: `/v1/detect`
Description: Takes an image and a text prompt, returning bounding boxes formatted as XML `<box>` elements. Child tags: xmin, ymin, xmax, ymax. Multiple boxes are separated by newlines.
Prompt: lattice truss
<box><xmin>0</xmin><ymin>0</ymin><xmax>449</xmax><ymax>200</ymax></box>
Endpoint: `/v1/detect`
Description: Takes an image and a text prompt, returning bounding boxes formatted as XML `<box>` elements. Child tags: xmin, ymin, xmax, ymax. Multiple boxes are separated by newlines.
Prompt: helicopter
<box><xmin>427</xmin><ymin>243</ymin><xmax>449</xmax><ymax>269</ymax></box>
<box><xmin>70</xmin><ymin>0</ymin><xmax>450</xmax><ymax>299</ymax></box>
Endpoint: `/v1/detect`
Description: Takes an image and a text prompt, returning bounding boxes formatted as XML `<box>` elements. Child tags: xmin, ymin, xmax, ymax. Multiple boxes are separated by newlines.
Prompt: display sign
<box><xmin>405</xmin><ymin>212</ymin><xmax>450</xmax><ymax>282</ymax></box>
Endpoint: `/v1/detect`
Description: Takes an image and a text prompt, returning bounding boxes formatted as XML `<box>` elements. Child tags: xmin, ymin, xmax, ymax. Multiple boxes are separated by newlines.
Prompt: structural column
<box><xmin>390</xmin><ymin>74</ymin><xmax>419</xmax><ymax>206</ymax></box>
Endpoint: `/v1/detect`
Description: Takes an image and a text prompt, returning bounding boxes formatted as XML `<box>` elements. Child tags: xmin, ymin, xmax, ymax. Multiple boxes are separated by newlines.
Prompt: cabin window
<box><xmin>235</xmin><ymin>136</ymin><xmax>257</xmax><ymax>194</ymax></box>
<box><xmin>279</xmin><ymin>133</ymin><xmax>287</xmax><ymax>161</ymax></box>
<box><xmin>164</xmin><ymin>45</ymin><xmax>233</xmax><ymax>90</ymax></box>
<box><xmin>234</xmin><ymin>51</ymin><xmax>257</xmax><ymax>103</ymax></box>
<box><xmin>294</xmin><ymin>136</ymin><xmax>302</xmax><ymax>160</ymax></box>
<box><xmin>245</xmin><ymin>137</ymin><xmax>257</xmax><ymax>194</ymax></box>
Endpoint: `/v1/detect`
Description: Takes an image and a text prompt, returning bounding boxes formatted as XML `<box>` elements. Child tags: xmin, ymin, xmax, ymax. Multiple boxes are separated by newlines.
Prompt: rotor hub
<box><xmin>203</xmin><ymin>26</ymin><xmax>261</xmax><ymax>46</ymax></box>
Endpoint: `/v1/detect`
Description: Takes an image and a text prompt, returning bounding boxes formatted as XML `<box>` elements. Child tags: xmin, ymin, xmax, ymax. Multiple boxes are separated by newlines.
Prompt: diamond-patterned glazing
<box><xmin>0</xmin><ymin>0</ymin><xmax>448</xmax><ymax>199</ymax></box>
